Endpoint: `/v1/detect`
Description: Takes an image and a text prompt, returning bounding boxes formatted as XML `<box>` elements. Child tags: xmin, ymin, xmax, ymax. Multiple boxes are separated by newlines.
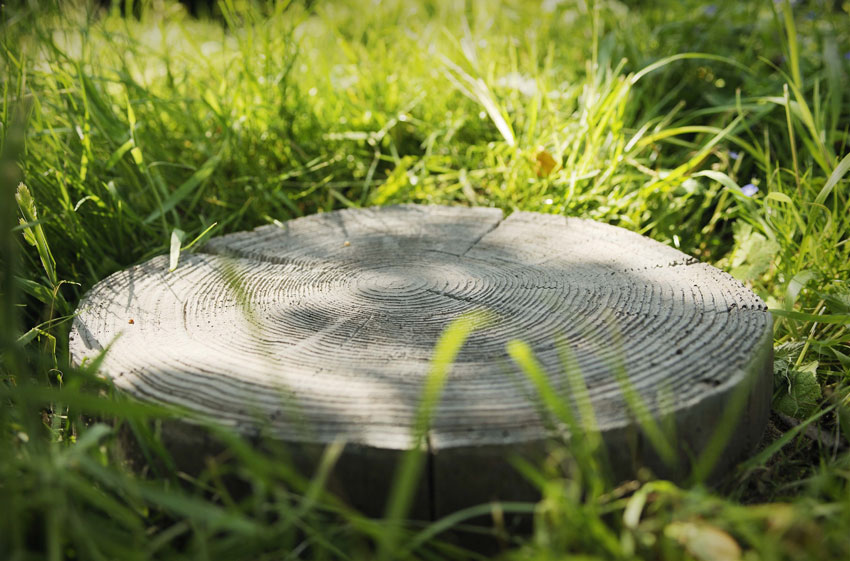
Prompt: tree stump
<box><xmin>70</xmin><ymin>204</ymin><xmax>772</xmax><ymax>517</ymax></box>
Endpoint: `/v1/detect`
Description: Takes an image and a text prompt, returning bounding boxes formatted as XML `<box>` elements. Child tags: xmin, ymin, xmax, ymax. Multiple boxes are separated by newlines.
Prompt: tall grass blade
<box><xmin>378</xmin><ymin>310</ymin><xmax>493</xmax><ymax>560</ymax></box>
<box><xmin>815</xmin><ymin>151</ymin><xmax>850</xmax><ymax>205</ymax></box>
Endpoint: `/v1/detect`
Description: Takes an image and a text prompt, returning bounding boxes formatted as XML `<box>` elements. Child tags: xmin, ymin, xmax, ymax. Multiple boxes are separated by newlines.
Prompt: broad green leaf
<box><xmin>820</xmin><ymin>285</ymin><xmax>850</xmax><ymax>315</ymax></box>
<box><xmin>774</xmin><ymin>361</ymin><xmax>822</xmax><ymax>419</ymax></box>
<box><xmin>784</xmin><ymin>270</ymin><xmax>818</xmax><ymax>311</ymax></box>
<box><xmin>729</xmin><ymin>222</ymin><xmax>780</xmax><ymax>282</ymax></box>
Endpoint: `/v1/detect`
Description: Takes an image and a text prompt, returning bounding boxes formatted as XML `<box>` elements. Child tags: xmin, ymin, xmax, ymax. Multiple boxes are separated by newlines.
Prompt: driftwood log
<box><xmin>70</xmin><ymin>204</ymin><xmax>772</xmax><ymax>518</ymax></box>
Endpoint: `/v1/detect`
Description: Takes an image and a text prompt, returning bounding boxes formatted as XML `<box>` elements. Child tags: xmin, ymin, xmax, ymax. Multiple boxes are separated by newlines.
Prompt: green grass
<box><xmin>2</xmin><ymin>0</ymin><xmax>850</xmax><ymax>559</ymax></box>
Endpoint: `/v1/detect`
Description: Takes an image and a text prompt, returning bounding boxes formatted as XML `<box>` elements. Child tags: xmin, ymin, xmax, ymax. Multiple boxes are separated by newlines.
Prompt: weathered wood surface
<box><xmin>70</xmin><ymin>204</ymin><xmax>772</xmax><ymax>516</ymax></box>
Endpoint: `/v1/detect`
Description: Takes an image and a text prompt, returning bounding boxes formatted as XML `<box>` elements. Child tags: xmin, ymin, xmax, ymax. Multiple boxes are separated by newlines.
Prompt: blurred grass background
<box><xmin>1</xmin><ymin>0</ymin><xmax>850</xmax><ymax>559</ymax></box>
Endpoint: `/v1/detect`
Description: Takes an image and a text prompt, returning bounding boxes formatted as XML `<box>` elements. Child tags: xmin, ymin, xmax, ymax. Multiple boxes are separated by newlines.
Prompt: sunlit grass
<box><xmin>2</xmin><ymin>0</ymin><xmax>849</xmax><ymax>559</ymax></box>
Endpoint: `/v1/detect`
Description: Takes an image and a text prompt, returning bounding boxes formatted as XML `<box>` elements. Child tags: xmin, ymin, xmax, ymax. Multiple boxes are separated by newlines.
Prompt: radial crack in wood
<box><xmin>70</xmin><ymin>204</ymin><xmax>773</xmax><ymax>518</ymax></box>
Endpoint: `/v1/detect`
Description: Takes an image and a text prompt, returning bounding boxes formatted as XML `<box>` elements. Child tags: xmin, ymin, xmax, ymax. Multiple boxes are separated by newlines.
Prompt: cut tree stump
<box><xmin>70</xmin><ymin>204</ymin><xmax>773</xmax><ymax>518</ymax></box>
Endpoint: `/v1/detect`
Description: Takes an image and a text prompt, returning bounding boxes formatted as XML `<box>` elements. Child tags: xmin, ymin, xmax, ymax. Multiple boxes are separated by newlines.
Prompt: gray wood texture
<box><xmin>70</xmin><ymin>204</ymin><xmax>773</xmax><ymax>517</ymax></box>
